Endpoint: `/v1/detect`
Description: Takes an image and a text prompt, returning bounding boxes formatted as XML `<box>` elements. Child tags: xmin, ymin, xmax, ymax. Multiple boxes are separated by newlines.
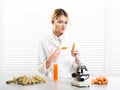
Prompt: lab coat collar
<box><xmin>48</xmin><ymin>31</ymin><xmax>65</xmax><ymax>47</ymax></box>
<box><xmin>52</xmin><ymin>32</ymin><xmax>65</xmax><ymax>42</ymax></box>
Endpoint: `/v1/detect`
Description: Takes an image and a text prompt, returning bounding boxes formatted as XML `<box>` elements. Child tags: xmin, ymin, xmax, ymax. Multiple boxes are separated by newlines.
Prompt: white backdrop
<box><xmin>1</xmin><ymin>0</ymin><xmax>120</xmax><ymax>76</ymax></box>
<box><xmin>0</xmin><ymin>0</ymin><xmax>4</xmax><ymax>77</ymax></box>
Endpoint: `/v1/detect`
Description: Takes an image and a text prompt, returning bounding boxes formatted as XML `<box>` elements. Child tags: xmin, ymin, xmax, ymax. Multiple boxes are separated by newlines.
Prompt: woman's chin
<box><xmin>61</xmin><ymin>29</ymin><xmax>65</xmax><ymax>33</ymax></box>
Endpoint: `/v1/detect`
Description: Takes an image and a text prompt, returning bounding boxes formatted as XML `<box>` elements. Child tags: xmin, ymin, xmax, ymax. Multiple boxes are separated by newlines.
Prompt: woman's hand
<box><xmin>71</xmin><ymin>43</ymin><xmax>80</xmax><ymax>65</ymax></box>
<box><xmin>46</xmin><ymin>47</ymin><xmax>61</xmax><ymax>69</ymax></box>
<box><xmin>71</xmin><ymin>50</ymin><xmax>79</xmax><ymax>57</ymax></box>
<box><xmin>49</xmin><ymin>47</ymin><xmax>61</xmax><ymax>62</ymax></box>
<box><xmin>71</xmin><ymin>50</ymin><xmax>80</xmax><ymax>65</ymax></box>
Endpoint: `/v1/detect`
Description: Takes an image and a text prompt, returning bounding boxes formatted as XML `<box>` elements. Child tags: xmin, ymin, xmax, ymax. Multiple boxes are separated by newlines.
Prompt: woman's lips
<box><xmin>61</xmin><ymin>28</ymin><xmax>65</xmax><ymax>31</ymax></box>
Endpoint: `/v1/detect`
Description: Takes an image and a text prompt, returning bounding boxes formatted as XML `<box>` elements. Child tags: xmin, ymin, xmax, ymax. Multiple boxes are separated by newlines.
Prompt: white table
<box><xmin>1</xmin><ymin>73</ymin><xmax>120</xmax><ymax>90</ymax></box>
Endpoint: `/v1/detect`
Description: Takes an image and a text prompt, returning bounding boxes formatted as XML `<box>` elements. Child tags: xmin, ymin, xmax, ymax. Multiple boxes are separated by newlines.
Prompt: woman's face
<box><xmin>54</xmin><ymin>15</ymin><xmax>68</xmax><ymax>36</ymax></box>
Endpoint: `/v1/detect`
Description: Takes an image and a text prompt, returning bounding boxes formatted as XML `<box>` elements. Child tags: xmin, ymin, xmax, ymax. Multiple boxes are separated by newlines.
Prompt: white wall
<box><xmin>0</xmin><ymin>0</ymin><xmax>3</xmax><ymax>77</ymax></box>
<box><xmin>1</xmin><ymin>0</ymin><xmax>120</xmax><ymax>76</ymax></box>
<box><xmin>104</xmin><ymin>0</ymin><xmax>120</xmax><ymax>76</ymax></box>
<box><xmin>111</xmin><ymin>0</ymin><xmax>120</xmax><ymax>75</ymax></box>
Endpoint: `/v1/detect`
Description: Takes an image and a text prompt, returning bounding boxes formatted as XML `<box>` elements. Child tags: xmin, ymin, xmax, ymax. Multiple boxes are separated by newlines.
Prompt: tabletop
<box><xmin>1</xmin><ymin>72</ymin><xmax>120</xmax><ymax>90</ymax></box>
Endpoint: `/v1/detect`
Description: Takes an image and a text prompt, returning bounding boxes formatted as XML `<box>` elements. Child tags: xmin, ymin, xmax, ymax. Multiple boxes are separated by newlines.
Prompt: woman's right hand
<box><xmin>49</xmin><ymin>47</ymin><xmax>61</xmax><ymax>62</ymax></box>
<box><xmin>46</xmin><ymin>47</ymin><xmax>61</xmax><ymax>69</ymax></box>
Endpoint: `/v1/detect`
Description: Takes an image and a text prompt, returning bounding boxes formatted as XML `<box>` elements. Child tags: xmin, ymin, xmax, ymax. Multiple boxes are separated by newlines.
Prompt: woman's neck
<box><xmin>53</xmin><ymin>29</ymin><xmax>63</xmax><ymax>37</ymax></box>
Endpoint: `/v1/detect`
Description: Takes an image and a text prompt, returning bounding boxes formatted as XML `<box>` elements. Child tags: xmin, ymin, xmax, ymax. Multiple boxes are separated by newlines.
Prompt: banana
<box><xmin>6</xmin><ymin>75</ymin><xmax>46</xmax><ymax>85</ymax></box>
<box><xmin>35</xmin><ymin>75</ymin><xmax>46</xmax><ymax>83</ymax></box>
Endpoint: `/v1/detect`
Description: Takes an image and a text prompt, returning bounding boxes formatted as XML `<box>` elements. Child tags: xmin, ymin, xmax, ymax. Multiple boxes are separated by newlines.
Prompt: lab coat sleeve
<box><xmin>37</xmin><ymin>41</ymin><xmax>52</xmax><ymax>76</ymax></box>
<box><xmin>72</xmin><ymin>60</ymin><xmax>78</xmax><ymax>72</ymax></box>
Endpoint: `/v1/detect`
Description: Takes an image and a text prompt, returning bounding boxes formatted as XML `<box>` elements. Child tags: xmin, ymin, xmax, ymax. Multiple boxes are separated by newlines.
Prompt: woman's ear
<box><xmin>53</xmin><ymin>22</ymin><xmax>57</xmax><ymax>29</ymax></box>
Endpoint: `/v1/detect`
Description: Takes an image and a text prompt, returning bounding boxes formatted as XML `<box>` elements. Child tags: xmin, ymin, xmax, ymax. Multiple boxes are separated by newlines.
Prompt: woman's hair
<box><xmin>51</xmin><ymin>8</ymin><xmax>69</xmax><ymax>24</ymax></box>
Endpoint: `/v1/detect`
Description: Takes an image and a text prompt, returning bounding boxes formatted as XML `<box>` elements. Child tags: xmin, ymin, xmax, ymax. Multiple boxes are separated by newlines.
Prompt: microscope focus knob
<box><xmin>72</xmin><ymin>73</ymin><xmax>77</xmax><ymax>77</ymax></box>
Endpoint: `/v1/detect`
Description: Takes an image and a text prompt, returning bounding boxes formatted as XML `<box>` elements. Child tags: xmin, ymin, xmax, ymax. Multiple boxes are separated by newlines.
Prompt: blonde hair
<box><xmin>51</xmin><ymin>8</ymin><xmax>69</xmax><ymax>24</ymax></box>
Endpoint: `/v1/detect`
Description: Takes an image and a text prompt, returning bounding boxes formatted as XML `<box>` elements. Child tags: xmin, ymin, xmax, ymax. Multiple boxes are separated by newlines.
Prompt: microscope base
<box><xmin>71</xmin><ymin>79</ymin><xmax>90</xmax><ymax>88</ymax></box>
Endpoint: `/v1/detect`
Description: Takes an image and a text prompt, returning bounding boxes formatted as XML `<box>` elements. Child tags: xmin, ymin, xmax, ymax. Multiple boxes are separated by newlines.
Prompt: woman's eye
<box><xmin>56</xmin><ymin>20</ymin><xmax>68</xmax><ymax>25</ymax></box>
<box><xmin>65</xmin><ymin>21</ymin><xmax>68</xmax><ymax>24</ymax></box>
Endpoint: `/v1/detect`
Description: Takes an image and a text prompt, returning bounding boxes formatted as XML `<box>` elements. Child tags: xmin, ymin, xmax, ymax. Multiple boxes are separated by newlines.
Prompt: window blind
<box><xmin>71</xmin><ymin>0</ymin><xmax>105</xmax><ymax>74</ymax></box>
<box><xmin>2</xmin><ymin>0</ymin><xmax>105</xmax><ymax>75</ymax></box>
<box><xmin>111</xmin><ymin>0</ymin><xmax>120</xmax><ymax>74</ymax></box>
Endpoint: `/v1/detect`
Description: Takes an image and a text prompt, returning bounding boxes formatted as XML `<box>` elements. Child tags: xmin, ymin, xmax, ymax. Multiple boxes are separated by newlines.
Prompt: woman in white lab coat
<box><xmin>38</xmin><ymin>8</ymin><xmax>80</xmax><ymax>77</ymax></box>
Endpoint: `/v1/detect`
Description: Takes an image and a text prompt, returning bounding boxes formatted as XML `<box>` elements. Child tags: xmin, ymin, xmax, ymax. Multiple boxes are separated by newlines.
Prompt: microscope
<box><xmin>71</xmin><ymin>43</ymin><xmax>90</xmax><ymax>87</ymax></box>
<box><xmin>71</xmin><ymin>56</ymin><xmax>90</xmax><ymax>87</ymax></box>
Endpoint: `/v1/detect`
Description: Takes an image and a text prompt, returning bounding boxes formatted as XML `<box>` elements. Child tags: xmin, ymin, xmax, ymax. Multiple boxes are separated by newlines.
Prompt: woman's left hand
<box><xmin>71</xmin><ymin>50</ymin><xmax>80</xmax><ymax>64</ymax></box>
<box><xmin>71</xmin><ymin>50</ymin><xmax>79</xmax><ymax>57</ymax></box>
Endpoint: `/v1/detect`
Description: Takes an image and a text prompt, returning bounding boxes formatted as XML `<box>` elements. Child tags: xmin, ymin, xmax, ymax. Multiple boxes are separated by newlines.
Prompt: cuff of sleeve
<box><xmin>38</xmin><ymin>61</ymin><xmax>53</xmax><ymax>75</ymax></box>
<box><xmin>44</xmin><ymin>61</ymin><xmax>52</xmax><ymax>72</ymax></box>
<box><xmin>72</xmin><ymin>60</ymin><xmax>78</xmax><ymax>70</ymax></box>
<box><xmin>43</xmin><ymin>60</ymin><xmax>54</xmax><ymax>75</ymax></box>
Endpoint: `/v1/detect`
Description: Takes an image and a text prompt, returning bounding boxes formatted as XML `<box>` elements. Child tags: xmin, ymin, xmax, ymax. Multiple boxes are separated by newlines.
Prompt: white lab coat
<box><xmin>38</xmin><ymin>31</ymin><xmax>78</xmax><ymax>78</ymax></box>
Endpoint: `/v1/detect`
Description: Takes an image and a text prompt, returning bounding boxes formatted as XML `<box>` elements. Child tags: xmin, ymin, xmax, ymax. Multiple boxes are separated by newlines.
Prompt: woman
<box><xmin>38</xmin><ymin>8</ymin><xmax>80</xmax><ymax>77</ymax></box>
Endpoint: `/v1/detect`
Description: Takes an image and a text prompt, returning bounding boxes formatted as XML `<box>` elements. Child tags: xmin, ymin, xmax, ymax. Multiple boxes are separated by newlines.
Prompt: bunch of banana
<box><xmin>6</xmin><ymin>75</ymin><xmax>46</xmax><ymax>85</ymax></box>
